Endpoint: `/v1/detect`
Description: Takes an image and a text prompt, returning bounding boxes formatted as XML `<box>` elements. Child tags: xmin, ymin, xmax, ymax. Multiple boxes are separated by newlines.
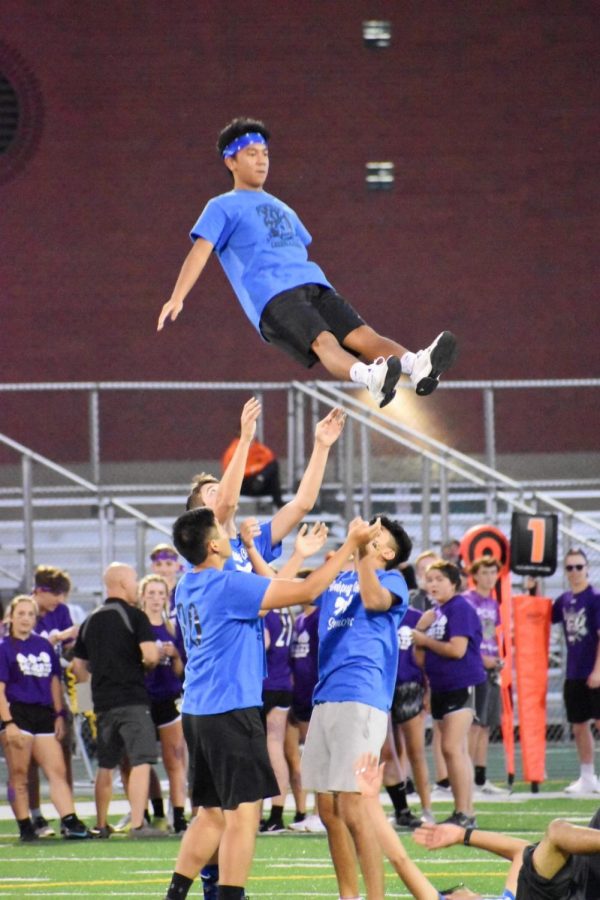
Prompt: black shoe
<box><xmin>90</xmin><ymin>823</ymin><xmax>114</xmax><ymax>839</ymax></box>
<box><xmin>441</xmin><ymin>810</ymin><xmax>477</xmax><ymax>828</ymax></box>
<box><xmin>19</xmin><ymin>825</ymin><xmax>39</xmax><ymax>843</ymax></box>
<box><xmin>33</xmin><ymin>814</ymin><xmax>55</xmax><ymax>837</ymax></box>
<box><xmin>259</xmin><ymin>819</ymin><xmax>286</xmax><ymax>833</ymax></box>
<box><xmin>411</xmin><ymin>331</ymin><xmax>459</xmax><ymax>396</ymax></box>
<box><xmin>61</xmin><ymin>816</ymin><xmax>92</xmax><ymax>839</ymax></box>
<box><xmin>393</xmin><ymin>809</ymin><xmax>423</xmax><ymax>830</ymax></box>
<box><xmin>173</xmin><ymin>818</ymin><xmax>188</xmax><ymax>834</ymax></box>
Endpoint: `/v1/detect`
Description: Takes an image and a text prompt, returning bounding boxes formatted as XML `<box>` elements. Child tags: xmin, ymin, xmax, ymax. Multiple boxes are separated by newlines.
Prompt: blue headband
<box><xmin>222</xmin><ymin>132</ymin><xmax>267</xmax><ymax>158</ymax></box>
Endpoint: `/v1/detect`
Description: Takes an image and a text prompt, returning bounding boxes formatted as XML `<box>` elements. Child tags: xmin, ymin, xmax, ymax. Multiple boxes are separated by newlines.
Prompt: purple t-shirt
<box><xmin>263</xmin><ymin>609</ymin><xmax>293</xmax><ymax>692</ymax></box>
<box><xmin>463</xmin><ymin>590</ymin><xmax>500</xmax><ymax>659</ymax></box>
<box><xmin>0</xmin><ymin>633</ymin><xmax>61</xmax><ymax>707</ymax></box>
<box><xmin>290</xmin><ymin>607</ymin><xmax>320</xmax><ymax>708</ymax></box>
<box><xmin>552</xmin><ymin>585</ymin><xmax>600</xmax><ymax>680</ymax></box>
<box><xmin>144</xmin><ymin>622</ymin><xmax>185</xmax><ymax>702</ymax></box>
<box><xmin>396</xmin><ymin>606</ymin><xmax>424</xmax><ymax>686</ymax></box>
<box><xmin>34</xmin><ymin>603</ymin><xmax>74</xmax><ymax>656</ymax></box>
<box><xmin>424</xmin><ymin>595</ymin><xmax>486</xmax><ymax>692</ymax></box>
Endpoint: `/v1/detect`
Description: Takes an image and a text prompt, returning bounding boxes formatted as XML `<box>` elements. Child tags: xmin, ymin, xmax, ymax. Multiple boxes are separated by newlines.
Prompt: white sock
<box><xmin>349</xmin><ymin>361</ymin><xmax>371</xmax><ymax>385</ymax></box>
<box><xmin>581</xmin><ymin>763</ymin><xmax>595</xmax><ymax>779</ymax></box>
<box><xmin>400</xmin><ymin>350</ymin><xmax>416</xmax><ymax>374</ymax></box>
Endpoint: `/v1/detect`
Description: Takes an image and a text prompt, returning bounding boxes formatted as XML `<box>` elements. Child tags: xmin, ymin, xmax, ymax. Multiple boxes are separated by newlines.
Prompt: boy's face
<box><xmin>225</xmin><ymin>142</ymin><xmax>269</xmax><ymax>190</ymax></box>
<box><xmin>473</xmin><ymin>564</ymin><xmax>499</xmax><ymax>596</ymax></box>
<box><xmin>34</xmin><ymin>589</ymin><xmax>66</xmax><ymax>612</ymax></box>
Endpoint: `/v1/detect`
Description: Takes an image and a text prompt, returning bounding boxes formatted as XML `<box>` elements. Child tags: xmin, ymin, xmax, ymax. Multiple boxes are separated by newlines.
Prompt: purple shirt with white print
<box><xmin>396</xmin><ymin>606</ymin><xmax>425</xmax><ymax>685</ymax></box>
<box><xmin>263</xmin><ymin>609</ymin><xmax>293</xmax><ymax>692</ymax></box>
<box><xmin>290</xmin><ymin>607</ymin><xmax>320</xmax><ymax>708</ymax></box>
<box><xmin>463</xmin><ymin>590</ymin><xmax>501</xmax><ymax>658</ymax></box>
<box><xmin>424</xmin><ymin>595</ymin><xmax>486</xmax><ymax>692</ymax></box>
<box><xmin>552</xmin><ymin>585</ymin><xmax>600</xmax><ymax>680</ymax></box>
<box><xmin>0</xmin><ymin>633</ymin><xmax>61</xmax><ymax>706</ymax></box>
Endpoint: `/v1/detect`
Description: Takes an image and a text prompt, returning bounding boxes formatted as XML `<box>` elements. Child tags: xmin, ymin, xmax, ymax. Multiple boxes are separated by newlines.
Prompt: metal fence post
<box><xmin>421</xmin><ymin>457</ymin><xmax>432</xmax><ymax>551</ymax></box>
<box><xmin>89</xmin><ymin>387</ymin><xmax>100</xmax><ymax>485</ymax></box>
<box><xmin>135</xmin><ymin>520</ymin><xmax>147</xmax><ymax>577</ymax></box>
<box><xmin>344</xmin><ymin>417</ymin><xmax>355</xmax><ymax>523</ymax></box>
<box><xmin>439</xmin><ymin>459</ymin><xmax>449</xmax><ymax>545</ymax></box>
<box><xmin>294</xmin><ymin>390</ymin><xmax>305</xmax><ymax>487</ymax></box>
<box><xmin>22</xmin><ymin>454</ymin><xmax>34</xmax><ymax>583</ymax></box>
<box><xmin>286</xmin><ymin>387</ymin><xmax>295</xmax><ymax>493</ymax></box>
<box><xmin>360</xmin><ymin>422</ymin><xmax>371</xmax><ymax>519</ymax></box>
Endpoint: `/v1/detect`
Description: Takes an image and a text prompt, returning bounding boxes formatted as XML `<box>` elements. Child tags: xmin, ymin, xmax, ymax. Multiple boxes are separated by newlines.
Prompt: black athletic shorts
<box><xmin>516</xmin><ymin>843</ymin><xmax>576</xmax><ymax>900</ymax></box>
<box><xmin>263</xmin><ymin>689</ymin><xmax>293</xmax><ymax>716</ymax></box>
<box><xmin>430</xmin><ymin>686</ymin><xmax>475</xmax><ymax>721</ymax></box>
<box><xmin>7</xmin><ymin>701</ymin><xmax>56</xmax><ymax>736</ymax></box>
<box><xmin>96</xmin><ymin>704</ymin><xmax>157</xmax><ymax>769</ymax></box>
<box><xmin>474</xmin><ymin>674</ymin><xmax>501</xmax><ymax>729</ymax></box>
<box><xmin>564</xmin><ymin>678</ymin><xmax>600</xmax><ymax>724</ymax></box>
<box><xmin>259</xmin><ymin>284</ymin><xmax>365</xmax><ymax>368</ymax></box>
<box><xmin>183</xmin><ymin>707</ymin><xmax>279</xmax><ymax>810</ymax></box>
<box><xmin>150</xmin><ymin>697</ymin><xmax>181</xmax><ymax>730</ymax></box>
<box><xmin>391</xmin><ymin>681</ymin><xmax>426</xmax><ymax>725</ymax></box>
<box><xmin>289</xmin><ymin>702</ymin><xmax>313</xmax><ymax>725</ymax></box>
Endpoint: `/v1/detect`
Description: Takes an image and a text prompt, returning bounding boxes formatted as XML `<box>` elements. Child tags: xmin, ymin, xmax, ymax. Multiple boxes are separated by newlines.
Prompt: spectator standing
<box><xmin>221</xmin><ymin>436</ymin><xmax>284</xmax><ymax>508</ymax></box>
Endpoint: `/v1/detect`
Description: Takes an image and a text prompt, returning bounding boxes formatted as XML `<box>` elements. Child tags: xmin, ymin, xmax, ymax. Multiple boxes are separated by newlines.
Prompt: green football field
<box><xmin>0</xmin><ymin>790</ymin><xmax>597</xmax><ymax>899</ymax></box>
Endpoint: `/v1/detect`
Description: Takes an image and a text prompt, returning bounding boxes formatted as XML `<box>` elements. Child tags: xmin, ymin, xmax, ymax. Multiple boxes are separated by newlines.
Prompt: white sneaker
<box><xmin>410</xmin><ymin>331</ymin><xmax>458</xmax><ymax>396</ymax></box>
<box><xmin>430</xmin><ymin>784</ymin><xmax>453</xmax><ymax>801</ymax></box>
<box><xmin>288</xmin><ymin>818</ymin><xmax>308</xmax><ymax>832</ymax></box>
<box><xmin>564</xmin><ymin>776</ymin><xmax>600</xmax><ymax>795</ymax></box>
<box><xmin>477</xmin><ymin>780</ymin><xmax>510</xmax><ymax>796</ymax></box>
<box><xmin>302</xmin><ymin>813</ymin><xmax>326</xmax><ymax>833</ymax></box>
<box><xmin>365</xmin><ymin>356</ymin><xmax>402</xmax><ymax>408</ymax></box>
<box><xmin>421</xmin><ymin>809</ymin><xmax>436</xmax><ymax>824</ymax></box>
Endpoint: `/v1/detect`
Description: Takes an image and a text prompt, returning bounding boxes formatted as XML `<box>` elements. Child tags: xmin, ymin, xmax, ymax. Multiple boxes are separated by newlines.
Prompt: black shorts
<box><xmin>391</xmin><ymin>681</ymin><xmax>426</xmax><ymax>725</ymax></box>
<box><xmin>96</xmin><ymin>704</ymin><xmax>157</xmax><ymax>769</ymax></box>
<box><xmin>430</xmin><ymin>686</ymin><xmax>475</xmax><ymax>721</ymax></box>
<box><xmin>289</xmin><ymin>702</ymin><xmax>313</xmax><ymax>725</ymax></box>
<box><xmin>263</xmin><ymin>689</ymin><xmax>293</xmax><ymax>716</ymax></box>
<box><xmin>150</xmin><ymin>697</ymin><xmax>181</xmax><ymax>730</ymax></box>
<box><xmin>6</xmin><ymin>701</ymin><xmax>55</xmax><ymax>736</ymax></box>
<box><xmin>516</xmin><ymin>843</ymin><xmax>575</xmax><ymax>900</ymax></box>
<box><xmin>259</xmin><ymin>284</ymin><xmax>365</xmax><ymax>368</ymax></box>
<box><xmin>474</xmin><ymin>675</ymin><xmax>501</xmax><ymax>728</ymax></box>
<box><xmin>183</xmin><ymin>707</ymin><xmax>279</xmax><ymax>810</ymax></box>
<box><xmin>564</xmin><ymin>679</ymin><xmax>600</xmax><ymax>724</ymax></box>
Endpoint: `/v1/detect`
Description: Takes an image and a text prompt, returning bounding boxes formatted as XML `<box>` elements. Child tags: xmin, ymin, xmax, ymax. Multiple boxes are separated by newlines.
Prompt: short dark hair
<box><xmin>216</xmin><ymin>117</ymin><xmax>270</xmax><ymax>157</ymax></box>
<box><xmin>426</xmin><ymin>559</ymin><xmax>462</xmax><ymax>589</ymax></box>
<box><xmin>34</xmin><ymin>565</ymin><xmax>71</xmax><ymax>595</ymax></box>
<box><xmin>370</xmin><ymin>514</ymin><xmax>412</xmax><ymax>571</ymax></box>
<box><xmin>172</xmin><ymin>508</ymin><xmax>219</xmax><ymax>566</ymax></box>
<box><xmin>565</xmin><ymin>547</ymin><xmax>588</xmax><ymax>565</ymax></box>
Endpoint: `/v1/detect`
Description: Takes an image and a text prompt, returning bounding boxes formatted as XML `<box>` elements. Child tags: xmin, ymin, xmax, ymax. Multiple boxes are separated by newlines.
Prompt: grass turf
<box><xmin>0</xmin><ymin>795</ymin><xmax>598</xmax><ymax>899</ymax></box>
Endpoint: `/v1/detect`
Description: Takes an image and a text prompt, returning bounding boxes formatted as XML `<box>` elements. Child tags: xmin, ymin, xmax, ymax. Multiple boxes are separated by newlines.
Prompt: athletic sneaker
<box><xmin>113</xmin><ymin>812</ymin><xmax>131</xmax><ymax>833</ymax></box>
<box><xmin>441</xmin><ymin>811</ymin><xmax>477</xmax><ymax>828</ymax></box>
<box><xmin>564</xmin><ymin>776</ymin><xmax>600</xmax><ymax>794</ymax></box>
<box><xmin>389</xmin><ymin>809</ymin><xmax>423</xmax><ymax>830</ymax></box>
<box><xmin>289</xmin><ymin>813</ymin><xmax>326</xmax><ymax>833</ymax></box>
<box><xmin>152</xmin><ymin>815</ymin><xmax>172</xmax><ymax>833</ymax></box>
<box><xmin>365</xmin><ymin>356</ymin><xmax>402</xmax><ymax>408</ymax></box>
<box><xmin>61</xmin><ymin>816</ymin><xmax>92</xmax><ymax>839</ymax></box>
<box><xmin>19</xmin><ymin>819</ymin><xmax>39</xmax><ymax>842</ymax></box>
<box><xmin>129</xmin><ymin>821</ymin><xmax>170</xmax><ymax>838</ymax></box>
<box><xmin>33</xmin><ymin>814</ymin><xmax>55</xmax><ymax>838</ymax></box>
<box><xmin>476</xmin><ymin>780</ymin><xmax>510</xmax><ymax>796</ymax></box>
<box><xmin>259</xmin><ymin>820</ymin><xmax>286</xmax><ymax>834</ymax></box>
<box><xmin>90</xmin><ymin>823</ymin><xmax>114</xmax><ymax>839</ymax></box>
<box><xmin>430</xmin><ymin>783</ymin><xmax>453</xmax><ymax>801</ymax></box>
<box><xmin>421</xmin><ymin>809</ymin><xmax>436</xmax><ymax>825</ymax></box>
<box><xmin>410</xmin><ymin>331</ymin><xmax>458</xmax><ymax>396</ymax></box>
<box><xmin>288</xmin><ymin>818</ymin><xmax>308</xmax><ymax>832</ymax></box>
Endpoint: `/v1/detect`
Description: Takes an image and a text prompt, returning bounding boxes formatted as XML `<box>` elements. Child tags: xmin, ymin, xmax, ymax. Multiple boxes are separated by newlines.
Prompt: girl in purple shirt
<box><xmin>261</xmin><ymin>607</ymin><xmax>294</xmax><ymax>832</ymax></box>
<box><xmin>413</xmin><ymin>561</ymin><xmax>485</xmax><ymax>830</ymax></box>
<box><xmin>0</xmin><ymin>595</ymin><xmax>89</xmax><ymax>841</ymax></box>
<box><xmin>140</xmin><ymin>575</ymin><xmax>187</xmax><ymax>834</ymax></box>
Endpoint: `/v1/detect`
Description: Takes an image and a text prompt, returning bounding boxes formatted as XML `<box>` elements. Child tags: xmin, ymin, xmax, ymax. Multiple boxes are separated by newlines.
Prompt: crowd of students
<box><xmin>1</xmin><ymin>396</ymin><xmax>599</xmax><ymax>900</ymax></box>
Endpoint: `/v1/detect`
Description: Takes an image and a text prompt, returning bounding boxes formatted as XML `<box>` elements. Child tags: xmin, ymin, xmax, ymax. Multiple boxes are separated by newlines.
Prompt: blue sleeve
<box><xmin>223</xmin><ymin>572</ymin><xmax>271</xmax><ymax>621</ymax></box>
<box><xmin>256</xmin><ymin>521</ymin><xmax>282</xmax><ymax>564</ymax></box>
<box><xmin>294</xmin><ymin>210</ymin><xmax>312</xmax><ymax>246</ymax></box>
<box><xmin>379</xmin><ymin>569</ymin><xmax>409</xmax><ymax>608</ymax></box>
<box><xmin>190</xmin><ymin>197</ymin><xmax>229</xmax><ymax>249</ymax></box>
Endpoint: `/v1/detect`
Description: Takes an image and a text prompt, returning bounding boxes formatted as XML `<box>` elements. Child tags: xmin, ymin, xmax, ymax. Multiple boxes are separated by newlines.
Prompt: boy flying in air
<box><xmin>157</xmin><ymin>117</ymin><xmax>458</xmax><ymax>408</ymax></box>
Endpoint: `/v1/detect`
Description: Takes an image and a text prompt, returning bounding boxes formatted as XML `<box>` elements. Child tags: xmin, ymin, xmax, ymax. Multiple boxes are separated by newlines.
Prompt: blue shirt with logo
<box><xmin>190</xmin><ymin>189</ymin><xmax>332</xmax><ymax>333</ymax></box>
<box><xmin>224</xmin><ymin>520</ymin><xmax>282</xmax><ymax>573</ymax></box>
<box><xmin>175</xmin><ymin>567</ymin><xmax>271</xmax><ymax>715</ymax></box>
<box><xmin>313</xmin><ymin>567</ymin><xmax>408</xmax><ymax>712</ymax></box>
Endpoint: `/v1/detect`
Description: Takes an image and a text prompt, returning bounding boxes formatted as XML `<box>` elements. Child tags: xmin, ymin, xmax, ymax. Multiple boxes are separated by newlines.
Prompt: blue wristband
<box><xmin>502</xmin><ymin>890</ymin><xmax>516</xmax><ymax>900</ymax></box>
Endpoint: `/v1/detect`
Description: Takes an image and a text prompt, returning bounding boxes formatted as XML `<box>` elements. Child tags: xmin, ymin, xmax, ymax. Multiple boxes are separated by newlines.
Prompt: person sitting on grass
<box><xmin>355</xmin><ymin>751</ymin><xmax>600</xmax><ymax>899</ymax></box>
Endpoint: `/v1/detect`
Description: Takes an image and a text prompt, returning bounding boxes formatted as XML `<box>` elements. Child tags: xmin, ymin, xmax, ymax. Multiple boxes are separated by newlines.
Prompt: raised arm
<box><xmin>269</xmin><ymin>408</ymin><xmax>346</xmax><ymax>546</ymax></box>
<box><xmin>157</xmin><ymin>237</ymin><xmax>214</xmax><ymax>331</ymax></box>
<box><xmin>213</xmin><ymin>397</ymin><xmax>262</xmax><ymax>529</ymax></box>
<box><xmin>355</xmin><ymin>518</ymin><xmax>394</xmax><ymax>611</ymax></box>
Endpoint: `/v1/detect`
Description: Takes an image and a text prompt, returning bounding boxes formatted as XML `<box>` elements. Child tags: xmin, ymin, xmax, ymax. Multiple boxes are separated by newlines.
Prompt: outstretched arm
<box><xmin>413</xmin><ymin>821</ymin><xmax>529</xmax><ymax>862</ymax></box>
<box><xmin>270</xmin><ymin>408</ymin><xmax>346</xmax><ymax>546</ymax></box>
<box><xmin>214</xmin><ymin>397</ymin><xmax>262</xmax><ymax>529</ymax></box>
<box><xmin>157</xmin><ymin>238</ymin><xmax>214</xmax><ymax>331</ymax></box>
<box><xmin>355</xmin><ymin>754</ymin><xmax>442</xmax><ymax>900</ymax></box>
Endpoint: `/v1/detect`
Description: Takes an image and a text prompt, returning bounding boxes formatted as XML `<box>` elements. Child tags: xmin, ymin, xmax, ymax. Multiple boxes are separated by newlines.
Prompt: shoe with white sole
<box><xmin>410</xmin><ymin>331</ymin><xmax>458</xmax><ymax>396</ymax></box>
<box><xmin>366</xmin><ymin>356</ymin><xmax>402</xmax><ymax>408</ymax></box>
<box><xmin>564</xmin><ymin>776</ymin><xmax>600</xmax><ymax>794</ymax></box>
<box><xmin>113</xmin><ymin>812</ymin><xmax>131</xmax><ymax>833</ymax></box>
<box><xmin>476</xmin><ymin>780</ymin><xmax>510</xmax><ymax>796</ymax></box>
<box><xmin>302</xmin><ymin>814</ymin><xmax>326</xmax><ymax>833</ymax></box>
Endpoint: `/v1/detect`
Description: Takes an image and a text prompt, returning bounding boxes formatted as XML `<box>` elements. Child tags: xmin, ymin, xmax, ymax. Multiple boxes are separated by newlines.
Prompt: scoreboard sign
<box><xmin>510</xmin><ymin>512</ymin><xmax>558</xmax><ymax>576</ymax></box>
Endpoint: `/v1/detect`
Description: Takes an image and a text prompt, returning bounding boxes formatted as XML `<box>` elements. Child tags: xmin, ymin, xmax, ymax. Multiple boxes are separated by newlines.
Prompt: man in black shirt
<box><xmin>73</xmin><ymin>563</ymin><xmax>161</xmax><ymax>837</ymax></box>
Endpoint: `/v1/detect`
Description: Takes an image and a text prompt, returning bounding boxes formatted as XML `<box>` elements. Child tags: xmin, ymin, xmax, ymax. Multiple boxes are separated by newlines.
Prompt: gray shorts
<box><xmin>474</xmin><ymin>675</ymin><xmax>501</xmax><ymax>729</ymax></box>
<box><xmin>96</xmin><ymin>704</ymin><xmax>157</xmax><ymax>769</ymax></box>
<box><xmin>301</xmin><ymin>701</ymin><xmax>388</xmax><ymax>793</ymax></box>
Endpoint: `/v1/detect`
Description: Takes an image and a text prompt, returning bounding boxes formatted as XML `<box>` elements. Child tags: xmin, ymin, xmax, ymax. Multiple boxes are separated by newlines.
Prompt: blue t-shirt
<box><xmin>190</xmin><ymin>189</ymin><xmax>332</xmax><ymax>332</ymax></box>
<box><xmin>313</xmin><ymin>568</ymin><xmax>408</xmax><ymax>712</ymax></box>
<box><xmin>175</xmin><ymin>567</ymin><xmax>271</xmax><ymax>715</ymax></box>
<box><xmin>424</xmin><ymin>595</ymin><xmax>486</xmax><ymax>692</ymax></box>
<box><xmin>224</xmin><ymin>520</ymin><xmax>282</xmax><ymax>573</ymax></box>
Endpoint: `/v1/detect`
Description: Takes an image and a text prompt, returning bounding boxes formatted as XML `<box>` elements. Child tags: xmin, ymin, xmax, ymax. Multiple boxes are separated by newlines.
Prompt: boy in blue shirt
<box><xmin>163</xmin><ymin>507</ymin><xmax>381</xmax><ymax>900</ymax></box>
<box><xmin>301</xmin><ymin>513</ymin><xmax>411</xmax><ymax>900</ymax></box>
<box><xmin>157</xmin><ymin>117</ymin><xmax>458</xmax><ymax>409</ymax></box>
